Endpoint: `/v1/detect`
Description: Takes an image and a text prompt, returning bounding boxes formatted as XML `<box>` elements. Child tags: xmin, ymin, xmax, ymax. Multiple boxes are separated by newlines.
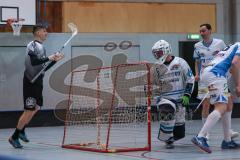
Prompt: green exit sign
<box><xmin>187</xmin><ymin>34</ymin><xmax>200</xmax><ymax>40</ymax></box>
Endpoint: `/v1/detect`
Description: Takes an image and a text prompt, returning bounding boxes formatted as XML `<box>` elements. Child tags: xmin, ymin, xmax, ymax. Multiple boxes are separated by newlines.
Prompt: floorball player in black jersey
<box><xmin>9</xmin><ymin>24</ymin><xmax>64</xmax><ymax>148</ymax></box>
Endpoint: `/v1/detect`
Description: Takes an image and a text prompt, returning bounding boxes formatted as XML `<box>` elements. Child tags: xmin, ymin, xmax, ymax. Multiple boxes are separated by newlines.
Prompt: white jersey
<box><xmin>152</xmin><ymin>56</ymin><xmax>195</xmax><ymax>102</ymax></box>
<box><xmin>193</xmin><ymin>38</ymin><xmax>226</xmax><ymax>73</ymax></box>
<box><xmin>200</xmin><ymin>43</ymin><xmax>240</xmax><ymax>104</ymax></box>
<box><xmin>208</xmin><ymin>42</ymin><xmax>240</xmax><ymax>77</ymax></box>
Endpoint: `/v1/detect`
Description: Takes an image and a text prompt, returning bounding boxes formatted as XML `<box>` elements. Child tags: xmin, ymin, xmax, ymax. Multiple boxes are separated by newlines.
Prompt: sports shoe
<box><xmin>165</xmin><ymin>141</ymin><xmax>174</xmax><ymax>149</ymax></box>
<box><xmin>206</xmin><ymin>133</ymin><xmax>210</xmax><ymax>141</ymax></box>
<box><xmin>8</xmin><ymin>137</ymin><xmax>23</xmax><ymax>149</ymax></box>
<box><xmin>191</xmin><ymin>136</ymin><xmax>212</xmax><ymax>153</ymax></box>
<box><xmin>19</xmin><ymin>132</ymin><xmax>30</xmax><ymax>143</ymax></box>
<box><xmin>165</xmin><ymin>137</ymin><xmax>174</xmax><ymax>149</ymax></box>
<box><xmin>230</xmin><ymin>130</ymin><xmax>239</xmax><ymax>139</ymax></box>
<box><xmin>221</xmin><ymin>140</ymin><xmax>239</xmax><ymax>149</ymax></box>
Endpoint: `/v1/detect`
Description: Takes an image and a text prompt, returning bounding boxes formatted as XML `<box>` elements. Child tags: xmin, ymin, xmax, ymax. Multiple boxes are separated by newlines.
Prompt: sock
<box><xmin>20</xmin><ymin>126</ymin><xmax>26</xmax><ymax>134</ymax></box>
<box><xmin>221</xmin><ymin>111</ymin><xmax>231</xmax><ymax>142</ymax></box>
<box><xmin>198</xmin><ymin>110</ymin><xmax>221</xmax><ymax>138</ymax></box>
<box><xmin>12</xmin><ymin>128</ymin><xmax>21</xmax><ymax>140</ymax></box>
<box><xmin>202</xmin><ymin>117</ymin><xmax>209</xmax><ymax>137</ymax></box>
<box><xmin>229</xmin><ymin>111</ymin><xmax>233</xmax><ymax>133</ymax></box>
<box><xmin>202</xmin><ymin>117</ymin><xmax>207</xmax><ymax>124</ymax></box>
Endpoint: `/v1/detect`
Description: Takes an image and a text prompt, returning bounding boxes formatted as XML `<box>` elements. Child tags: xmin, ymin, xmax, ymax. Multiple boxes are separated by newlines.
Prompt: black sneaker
<box><xmin>221</xmin><ymin>140</ymin><xmax>239</xmax><ymax>149</ymax></box>
<box><xmin>165</xmin><ymin>137</ymin><xmax>174</xmax><ymax>149</ymax></box>
<box><xmin>165</xmin><ymin>141</ymin><xmax>174</xmax><ymax>149</ymax></box>
<box><xmin>8</xmin><ymin>137</ymin><xmax>23</xmax><ymax>149</ymax></box>
<box><xmin>19</xmin><ymin>132</ymin><xmax>30</xmax><ymax>143</ymax></box>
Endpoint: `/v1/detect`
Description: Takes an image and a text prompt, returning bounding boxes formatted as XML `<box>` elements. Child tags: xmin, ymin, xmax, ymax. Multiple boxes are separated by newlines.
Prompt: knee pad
<box><xmin>173</xmin><ymin>123</ymin><xmax>185</xmax><ymax>141</ymax></box>
<box><xmin>158</xmin><ymin>119</ymin><xmax>175</xmax><ymax>141</ymax></box>
<box><xmin>175</xmin><ymin>105</ymin><xmax>186</xmax><ymax>124</ymax></box>
<box><xmin>157</xmin><ymin>98</ymin><xmax>177</xmax><ymax>141</ymax></box>
<box><xmin>25</xmin><ymin>97</ymin><xmax>37</xmax><ymax>110</ymax></box>
<box><xmin>157</xmin><ymin>98</ymin><xmax>177</xmax><ymax>120</ymax></box>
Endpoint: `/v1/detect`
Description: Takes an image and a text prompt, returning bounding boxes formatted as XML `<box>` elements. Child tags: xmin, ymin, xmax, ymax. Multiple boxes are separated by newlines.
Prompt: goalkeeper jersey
<box><xmin>152</xmin><ymin>56</ymin><xmax>195</xmax><ymax>102</ymax></box>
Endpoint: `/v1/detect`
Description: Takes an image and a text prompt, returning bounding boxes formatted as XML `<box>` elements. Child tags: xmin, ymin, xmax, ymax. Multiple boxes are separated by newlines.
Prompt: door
<box><xmin>179</xmin><ymin>41</ymin><xmax>198</xmax><ymax>102</ymax></box>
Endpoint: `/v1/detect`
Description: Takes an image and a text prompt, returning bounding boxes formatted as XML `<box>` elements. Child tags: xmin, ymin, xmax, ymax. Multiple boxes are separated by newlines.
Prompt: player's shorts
<box><xmin>23</xmin><ymin>76</ymin><xmax>43</xmax><ymax>110</ymax></box>
<box><xmin>201</xmin><ymin>67</ymin><xmax>229</xmax><ymax>105</ymax></box>
<box><xmin>197</xmin><ymin>78</ymin><xmax>210</xmax><ymax>100</ymax></box>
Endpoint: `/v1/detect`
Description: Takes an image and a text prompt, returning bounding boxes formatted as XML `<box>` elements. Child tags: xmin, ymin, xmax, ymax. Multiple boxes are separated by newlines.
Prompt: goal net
<box><xmin>62</xmin><ymin>63</ymin><xmax>152</xmax><ymax>153</ymax></box>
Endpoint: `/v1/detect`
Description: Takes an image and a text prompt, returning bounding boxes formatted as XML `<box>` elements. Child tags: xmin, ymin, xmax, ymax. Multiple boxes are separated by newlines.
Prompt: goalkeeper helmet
<box><xmin>152</xmin><ymin>40</ymin><xmax>172</xmax><ymax>64</ymax></box>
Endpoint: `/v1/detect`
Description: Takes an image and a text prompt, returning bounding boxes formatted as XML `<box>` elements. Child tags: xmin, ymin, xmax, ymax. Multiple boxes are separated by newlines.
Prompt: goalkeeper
<box><xmin>151</xmin><ymin>40</ymin><xmax>195</xmax><ymax>149</ymax></box>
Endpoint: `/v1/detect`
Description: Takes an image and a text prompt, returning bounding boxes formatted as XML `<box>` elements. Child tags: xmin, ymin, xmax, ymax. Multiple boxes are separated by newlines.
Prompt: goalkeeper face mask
<box><xmin>152</xmin><ymin>40</ymin><xmax>172</xmax><ymax>64</ymax></box>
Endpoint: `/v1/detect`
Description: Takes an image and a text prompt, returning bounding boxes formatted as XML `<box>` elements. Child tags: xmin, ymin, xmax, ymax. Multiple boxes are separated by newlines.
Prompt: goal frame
<box><xmin>61</xmin><ymin>63</ymin><xmax>152</xmax><ymax>153</ymax></box>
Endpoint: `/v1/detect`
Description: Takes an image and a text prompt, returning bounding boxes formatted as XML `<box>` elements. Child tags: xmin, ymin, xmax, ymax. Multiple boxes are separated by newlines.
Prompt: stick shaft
<box><xmin>193</xmin><ymin>91</ymin><xmax>209</xmax><ymax>113</ymax></box>
<box><xmin>31</xmin><ymin>31</ymin><xmax>77</xmax><ymax>83</ymax></box>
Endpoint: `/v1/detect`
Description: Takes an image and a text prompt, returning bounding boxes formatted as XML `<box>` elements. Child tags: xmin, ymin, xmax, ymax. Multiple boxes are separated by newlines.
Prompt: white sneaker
<box><xmin>230</xmin><ymin>130</ymin><xmax>239</xmax><ymax>139</ymax></box>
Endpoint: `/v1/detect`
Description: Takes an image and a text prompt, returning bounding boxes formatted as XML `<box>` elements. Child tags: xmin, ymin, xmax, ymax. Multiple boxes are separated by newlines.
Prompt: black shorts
<box><xmin>23</xmin><ymin>76</ymin><xmax>43</xmax><ymax>110</ymax></box>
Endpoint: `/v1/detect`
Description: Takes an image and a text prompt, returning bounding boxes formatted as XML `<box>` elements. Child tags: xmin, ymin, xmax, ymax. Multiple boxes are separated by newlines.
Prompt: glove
<box><xmin>181</xmin><ymin>95</ymin><xmax>190</xmax><ymax>106</ymax></box>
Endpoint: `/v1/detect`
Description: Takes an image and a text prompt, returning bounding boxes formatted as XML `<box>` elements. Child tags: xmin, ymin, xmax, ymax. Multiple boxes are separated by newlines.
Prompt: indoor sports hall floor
<box><xmin>0</xmin><ymin>119</ymin><xmax>240</xmax><ymax>160</ymax></box>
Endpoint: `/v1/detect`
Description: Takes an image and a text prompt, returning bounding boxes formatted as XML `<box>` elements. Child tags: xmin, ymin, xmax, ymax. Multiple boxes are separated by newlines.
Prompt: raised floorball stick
<box><xmin>31</xmin><ymin>23</ymin><xmax>78</xmax><ymax>83</ymax></box>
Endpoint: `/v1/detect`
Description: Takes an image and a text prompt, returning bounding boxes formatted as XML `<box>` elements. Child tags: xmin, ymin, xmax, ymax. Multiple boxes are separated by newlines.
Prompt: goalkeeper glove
<box><xmin>181</xmin><ymin>95</ymin><xmax>190</xmax><ymax>106</ymax></box>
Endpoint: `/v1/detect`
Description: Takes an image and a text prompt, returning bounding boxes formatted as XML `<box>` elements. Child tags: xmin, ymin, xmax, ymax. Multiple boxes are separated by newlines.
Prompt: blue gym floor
<box><xmin>0</xmin><ymin>119</ymin><xmax>240</xmax><ymax>160</ymax></box>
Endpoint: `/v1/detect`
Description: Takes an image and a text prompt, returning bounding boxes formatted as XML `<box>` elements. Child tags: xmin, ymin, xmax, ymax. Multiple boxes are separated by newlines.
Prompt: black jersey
<box><xmin>24</xmin><ymin>40</ymin><xmax>49</xmax><ymax>82</ymax></box>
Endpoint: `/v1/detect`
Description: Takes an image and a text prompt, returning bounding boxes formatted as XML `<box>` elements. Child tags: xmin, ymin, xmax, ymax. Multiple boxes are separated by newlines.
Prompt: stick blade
<box><xmin>68</xmin><ymin>22</ymin><xmax>78</xmax><ymax>35</ymax></box>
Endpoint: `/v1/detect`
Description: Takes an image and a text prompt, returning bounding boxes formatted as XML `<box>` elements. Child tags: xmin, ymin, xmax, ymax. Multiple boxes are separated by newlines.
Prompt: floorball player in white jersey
<box><xmin>191</xmin><ymin>42</ymin><xmax>240</xmax><ymax>153</ymax></box>
<box><xmin>193</xmin><ymin>23</ymin><xmax>238</xmax><ymax>141</ymax></box>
